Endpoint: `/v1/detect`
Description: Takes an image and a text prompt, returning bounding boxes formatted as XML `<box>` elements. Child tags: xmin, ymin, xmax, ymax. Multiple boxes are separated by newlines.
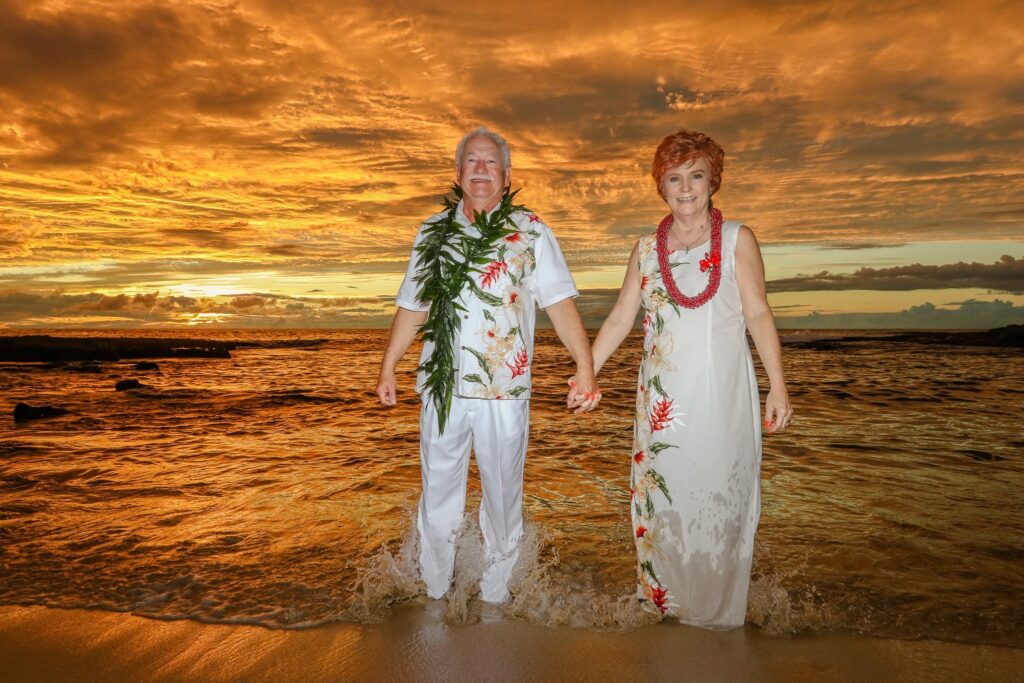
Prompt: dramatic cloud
<box><xmin>768</xmin><ymin>255</ymin><xmax>1024</xmax><ymax>293</ymax></box>
<box><xmin>1</xmin><ymin>0</ymin><xmax>1022</xmax><ymax>328</ymax></box>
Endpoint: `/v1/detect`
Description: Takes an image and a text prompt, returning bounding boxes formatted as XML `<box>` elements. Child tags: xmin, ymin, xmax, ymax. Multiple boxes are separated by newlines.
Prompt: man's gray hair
<box><xmin>455</xmin><ymin>127</ymin><xmax>511</xmax><ymax>171</ymax></box>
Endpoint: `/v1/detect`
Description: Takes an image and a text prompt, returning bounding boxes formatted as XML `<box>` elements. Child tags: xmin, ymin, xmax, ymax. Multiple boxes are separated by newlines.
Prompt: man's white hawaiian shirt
<box><xmin>396</xmin><ymin>198</ymin><xmax>578</xmax><ymax>400</ymax></box>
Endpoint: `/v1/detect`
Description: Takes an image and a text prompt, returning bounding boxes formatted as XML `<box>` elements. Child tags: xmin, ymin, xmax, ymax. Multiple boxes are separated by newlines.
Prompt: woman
<box><xmin>586</xmin><ymin>129</ymin><xmax>792</xmax><ymax>628</ymax></box>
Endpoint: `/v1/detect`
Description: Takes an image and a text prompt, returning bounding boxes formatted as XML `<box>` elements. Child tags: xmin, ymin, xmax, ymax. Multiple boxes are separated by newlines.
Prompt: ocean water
<box><xmin>0</xmin><ymin>329</ymin><xmax>1022</xmax><ymax>648</ymax></box>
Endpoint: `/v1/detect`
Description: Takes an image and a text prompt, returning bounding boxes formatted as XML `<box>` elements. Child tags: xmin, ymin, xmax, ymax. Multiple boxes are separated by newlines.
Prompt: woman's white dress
<box><xmin>631</xmin><ymin>220</ymin><xmax>762</xmax><ymax>628</ymax></box>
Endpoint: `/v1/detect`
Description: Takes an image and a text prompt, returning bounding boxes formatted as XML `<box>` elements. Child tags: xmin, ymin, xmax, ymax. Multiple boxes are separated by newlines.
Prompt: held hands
<box><xmin>376</xmin><ymin>370</ymin><xmax>397</xmax><ymax>406</ymax></box>
<box><xmin>566</xmin><ymin>371</ymin><xmax>602</xmax><ymax>414</ymax></box>
<box><xmin>763</xmin><ymin>386</ymin><xmax>792</xmax><ymax>434</ymax></box>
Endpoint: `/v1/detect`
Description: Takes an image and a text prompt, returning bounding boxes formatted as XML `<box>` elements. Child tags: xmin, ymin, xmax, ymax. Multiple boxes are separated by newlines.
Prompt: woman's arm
<box><xmin>591</xmin><ymin>242</ymin><xmax>643</xmax><ymax>375</ymax></box>
<box><xmin>735</xmin><ymin>226</ymin><xmax>793</xmax><ymax>433</ymax></box>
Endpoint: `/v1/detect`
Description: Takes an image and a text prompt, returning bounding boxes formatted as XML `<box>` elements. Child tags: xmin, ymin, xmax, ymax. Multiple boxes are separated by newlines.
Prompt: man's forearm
<box><xmin>380</xmin><ymin>307</ymin><xmax>427</xmax><ymax>374</ymax></box>
<box><xmin>545</xmin><ymin>298</ymin><xmax>594</xmax><ymax>371</ymax></box>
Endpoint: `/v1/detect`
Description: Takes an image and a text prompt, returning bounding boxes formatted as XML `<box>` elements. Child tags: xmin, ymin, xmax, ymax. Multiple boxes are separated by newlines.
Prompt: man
<box><xmin>377</xmin><ymin>127</ymin><xmax>599</xmax><ymax>604</ymax></box>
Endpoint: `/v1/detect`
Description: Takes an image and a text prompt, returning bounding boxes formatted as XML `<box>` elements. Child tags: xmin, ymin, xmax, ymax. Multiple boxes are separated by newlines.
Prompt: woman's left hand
<box><xmin>567</xmin><ymin>375</ymin><xmax>602</xmax><ymax>414</ymax></box>
<box><xmin>764</xmin><ymin>386</ymin><xmax>793</xmax><ymax>434</ymax></box>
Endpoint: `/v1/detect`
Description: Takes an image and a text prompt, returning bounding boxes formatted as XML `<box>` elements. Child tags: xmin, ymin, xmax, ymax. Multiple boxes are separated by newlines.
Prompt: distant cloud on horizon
<box><xmin>772</xmin><ymin>299</ymin><xmax>1024</xmax><ymax>330</ymax></box>
<box><xmin>571</xmin><ymin>290</ymin><xmax>1024</xmax><ymax>331</ymax></box>
<box><xmin>2</xmin><ymin>287</ymin><xmax>1022</xmax><ymax>330</ymax></box>
<box><xmin>767</xmin><ymin>255</ymin><xmax>1024</xmax><ymax>294</ymax></box>
<box><xmin>0</xmin><ymin>290</ymin><xmax>394</xmax><ymax>329</ymax></box>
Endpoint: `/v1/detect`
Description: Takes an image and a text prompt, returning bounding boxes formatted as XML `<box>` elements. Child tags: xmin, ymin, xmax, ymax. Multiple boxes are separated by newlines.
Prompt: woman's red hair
<box><xmin>651</xmin><ymin>129</ymin><xmax>725</xmax><ymax>199</ymax></box>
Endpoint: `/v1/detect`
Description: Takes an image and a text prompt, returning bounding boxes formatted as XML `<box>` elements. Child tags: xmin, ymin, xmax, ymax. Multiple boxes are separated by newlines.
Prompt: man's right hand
<box><xmin>377</xmin><ymin>371</ymin><xmax>397</xmax><ymax>406</ymax></box>
<box><xmin>377</xmin><ymin>307</ymin><xmax>427</xmax><ymax>407</ymax></box>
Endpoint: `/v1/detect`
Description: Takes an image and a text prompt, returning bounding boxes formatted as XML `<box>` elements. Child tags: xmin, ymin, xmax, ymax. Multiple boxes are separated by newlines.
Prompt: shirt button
<box><xmin>463</xmin><ymin>315</ymin><xmax>469</xmax><ymax>320</ymax></box>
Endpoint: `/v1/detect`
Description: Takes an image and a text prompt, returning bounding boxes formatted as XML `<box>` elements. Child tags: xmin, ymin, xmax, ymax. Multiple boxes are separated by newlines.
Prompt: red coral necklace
<box><xmin>656</xmin><ymin>207</ymin><xmax>723</xmax><ymax>309</ymax></box>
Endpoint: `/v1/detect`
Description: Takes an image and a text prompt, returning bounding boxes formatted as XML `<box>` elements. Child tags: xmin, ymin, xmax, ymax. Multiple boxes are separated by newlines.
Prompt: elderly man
<box><xmin>377</xmin><ymin>127</ymin><xmax>599</xmax><ymax>603</ymax></box>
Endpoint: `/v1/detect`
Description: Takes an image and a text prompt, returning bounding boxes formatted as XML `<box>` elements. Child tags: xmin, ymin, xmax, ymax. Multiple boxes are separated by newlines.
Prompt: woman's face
<box><xmin>660</xmin><ymin>157</ymin><xmax>712</xmax><ymax>219</ymax></box>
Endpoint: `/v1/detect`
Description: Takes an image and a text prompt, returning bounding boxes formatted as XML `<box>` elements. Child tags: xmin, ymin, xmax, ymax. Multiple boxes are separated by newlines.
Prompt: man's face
<box><xmin>457</xmin><ymin>135</ymin><xmax>508</xmax><ymax>209</ymax></box>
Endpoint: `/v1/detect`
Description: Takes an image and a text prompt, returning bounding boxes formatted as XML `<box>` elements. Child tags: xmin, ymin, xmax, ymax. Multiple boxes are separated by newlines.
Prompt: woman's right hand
<box><xmin>764</xmin><ymin>385</ymin><xmax>792</xmax><ymax>433</ymax></box>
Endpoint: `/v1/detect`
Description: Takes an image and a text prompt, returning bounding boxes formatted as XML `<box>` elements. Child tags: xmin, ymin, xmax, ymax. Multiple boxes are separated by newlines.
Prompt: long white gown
<box><xmin>630</xmin><ymin>219</ymin><xmax>762</xmax><ymax>629</ymax></box>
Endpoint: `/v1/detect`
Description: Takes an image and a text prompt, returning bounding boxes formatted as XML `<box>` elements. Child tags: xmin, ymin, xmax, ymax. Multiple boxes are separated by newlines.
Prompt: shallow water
<box><xmin>0</xmin><ymin>329</ymin><xmax>1021</xmax><ymax>647</ymax></box>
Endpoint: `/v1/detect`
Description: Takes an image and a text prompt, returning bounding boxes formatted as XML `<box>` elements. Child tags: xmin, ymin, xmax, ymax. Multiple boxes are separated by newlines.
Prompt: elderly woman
<box><xmin>586</xmin><ymin>129</ymin><xmax>792</xmax><ymax>628</ymax></box>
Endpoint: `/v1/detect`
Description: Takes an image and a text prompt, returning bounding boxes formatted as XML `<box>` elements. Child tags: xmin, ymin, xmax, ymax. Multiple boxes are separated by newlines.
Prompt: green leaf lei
<box><xmin>413</xmin><ymin>184</ymin><xmax>529</xmax><ymax>433</ymax></box>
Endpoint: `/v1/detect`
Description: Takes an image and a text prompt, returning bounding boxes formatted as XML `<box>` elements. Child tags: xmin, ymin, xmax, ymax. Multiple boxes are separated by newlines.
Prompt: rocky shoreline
<box><xmin>786</xmin><ymin>324</ymin><xmax>1023</xmax><ymax>350</ymax></box>
<box><xmin>0</xmin><ymin>335</ymin><xmax>327</xmax><ymax>362</ymax></box>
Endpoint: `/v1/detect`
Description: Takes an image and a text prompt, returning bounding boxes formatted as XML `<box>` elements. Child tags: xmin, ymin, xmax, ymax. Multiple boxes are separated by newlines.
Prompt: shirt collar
<box><xmin>455</xmin><ymin>198</ymin><xmax>503</xmax><ymax>226</ymax></box>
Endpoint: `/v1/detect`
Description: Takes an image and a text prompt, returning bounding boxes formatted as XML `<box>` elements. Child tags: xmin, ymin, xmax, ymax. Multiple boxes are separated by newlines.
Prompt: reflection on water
<box><xmin>0</xmin><ymin>329</ymin><xmax>1022</xmax><ymax>646</ymax></box>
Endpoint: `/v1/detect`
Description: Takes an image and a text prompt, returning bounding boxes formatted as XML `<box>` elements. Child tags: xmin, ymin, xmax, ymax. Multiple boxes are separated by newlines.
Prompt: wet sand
<box><xmin>1</xmin><ymin>604</ymin><xmax>1020</xmax><ymax>683</ymax></box>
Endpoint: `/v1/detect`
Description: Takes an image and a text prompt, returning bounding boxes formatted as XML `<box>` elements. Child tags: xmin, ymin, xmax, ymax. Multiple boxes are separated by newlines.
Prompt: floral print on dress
<box><xmin>631</xmin><ymin>234</ymin><xmax>686</xmax><ymax>616</ymax></box>
<box><xmin>459</xmin><ymin>212</ymin><xmax>541</xmax><ymax>400</ymax></box>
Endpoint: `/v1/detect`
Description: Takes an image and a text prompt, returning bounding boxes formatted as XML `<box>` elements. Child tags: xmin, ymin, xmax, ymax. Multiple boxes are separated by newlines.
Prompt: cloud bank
<box><xmin>767</xmin><ymin>255</ymin><xmax>1024</xmax><ymax>293</ymax></box>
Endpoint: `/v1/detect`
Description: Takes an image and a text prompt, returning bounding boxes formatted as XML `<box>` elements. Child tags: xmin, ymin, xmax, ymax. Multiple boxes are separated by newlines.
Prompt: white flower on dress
<box><xmin>634</xmin><ymin>521</ymin><xmax>671</xmax><ymax>562</ymax></box>
<box><xmin>648</xmin><ymin>288</ymin><xmax>670</xmax><ymax>316</ymax></box>
<box><xmin>646</xmin><ymin>330</ymin><xmax>676</xmax><ymax>374</ymax></box>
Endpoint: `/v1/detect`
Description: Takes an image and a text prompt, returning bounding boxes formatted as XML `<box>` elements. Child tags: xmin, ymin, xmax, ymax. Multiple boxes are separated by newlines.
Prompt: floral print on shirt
<box><xmin>459</xmin><ymin>214</ymin><xmax>541</xmax><ymax>399</ymax></box>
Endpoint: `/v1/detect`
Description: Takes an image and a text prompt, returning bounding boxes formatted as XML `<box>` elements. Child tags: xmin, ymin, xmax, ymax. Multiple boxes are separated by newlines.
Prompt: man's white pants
<box><xmin>417</xmin><ymin>395</ymin><xmax>529</xmax><ymax>603</ymax></box>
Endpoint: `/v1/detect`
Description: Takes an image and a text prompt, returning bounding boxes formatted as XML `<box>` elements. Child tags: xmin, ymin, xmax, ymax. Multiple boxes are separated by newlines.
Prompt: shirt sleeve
<box><xmin>530</xmin><ymin>223</ymin><xmax>579</xmax><ymax>309</ymax></box>
<box><xmin>395</xmin><ymin>223</ymin><xmax>431</xmax><ymax>312</ymax></box>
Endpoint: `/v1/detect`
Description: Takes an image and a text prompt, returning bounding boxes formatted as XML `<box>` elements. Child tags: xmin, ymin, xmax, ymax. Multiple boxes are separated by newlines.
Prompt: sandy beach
<box><xmin>1</xmin><ymin>604</ymin><xmax>1020</xmax><ymax>683</ymax></box>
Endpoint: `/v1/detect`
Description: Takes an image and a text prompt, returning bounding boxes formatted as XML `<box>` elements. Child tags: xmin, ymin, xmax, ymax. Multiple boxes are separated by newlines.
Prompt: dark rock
<box><xmin>0</xmin><ymin>336</ymin><xmax>243</xmax><ymax>362</ymax></box>
<box><xmin>787</xmin><ymin>325</ymin><xmax>1024</xmax><ymax>350</ymax></box>
<box><xmin>1</xmin><ymin>336</ymin><xmax>332</xmax><ymax>363</ymax></box>
<box><xmin>134</xmin><ymin>361</ymin><xmax>160</xmax><ymax>371</ymax></box>
<box><xmin>115</xmin><ymin>379</ymin><xmax>144</xmax><ymax>391</ymax></box>
<box><xmin>13</xmin><ymin>403</ymin><xmax>69</xmax><ymax>422</ymax></box>
<box><xmin>881</xmin><ymin>324</ymin><xmax>1024</xmax><ymax>348</ymax></box>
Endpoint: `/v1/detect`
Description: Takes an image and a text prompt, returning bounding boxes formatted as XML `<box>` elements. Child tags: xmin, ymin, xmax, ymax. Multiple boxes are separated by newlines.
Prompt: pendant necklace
<box><xmin>680</xmin><ymin>224</ymin><xmax>709</xmax><ymax>254</ymax></box>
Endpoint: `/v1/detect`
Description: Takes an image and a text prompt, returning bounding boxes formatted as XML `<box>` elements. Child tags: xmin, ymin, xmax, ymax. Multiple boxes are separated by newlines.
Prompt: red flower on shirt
<box><xmin>527</xmin><ymin>213</ymin><xmax>542</xmax><ymax>223</ymax></box>
<box><xmin>633</xmin><ymin>450</ymin><xmax>645</xmax><ymax>464</ymax></box>
<box><xmin>480</xmin><ymin>260</ymin><xmax>508</xmax><ymax>288</ymax></box>
<box><xmin>505</xmin><ymin>232</ymin><xmax>523</xmax><ymax>243</ymax></box>
<box><xmin>507</xmin><ymin>347</ymin><xmax>529</xmax><ymax>377</ymax></box>
<box><xmin>635</xmin><ymin>525</ymin><xmax>648</xmax><ymax>539</ymax></box>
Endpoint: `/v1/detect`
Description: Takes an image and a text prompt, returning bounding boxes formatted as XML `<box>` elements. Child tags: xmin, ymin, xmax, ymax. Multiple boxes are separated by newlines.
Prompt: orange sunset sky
<box><xmin>1</xmin><ymin>0</ymin><xmax>1022</xmax><ymax>329</ymax></box>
